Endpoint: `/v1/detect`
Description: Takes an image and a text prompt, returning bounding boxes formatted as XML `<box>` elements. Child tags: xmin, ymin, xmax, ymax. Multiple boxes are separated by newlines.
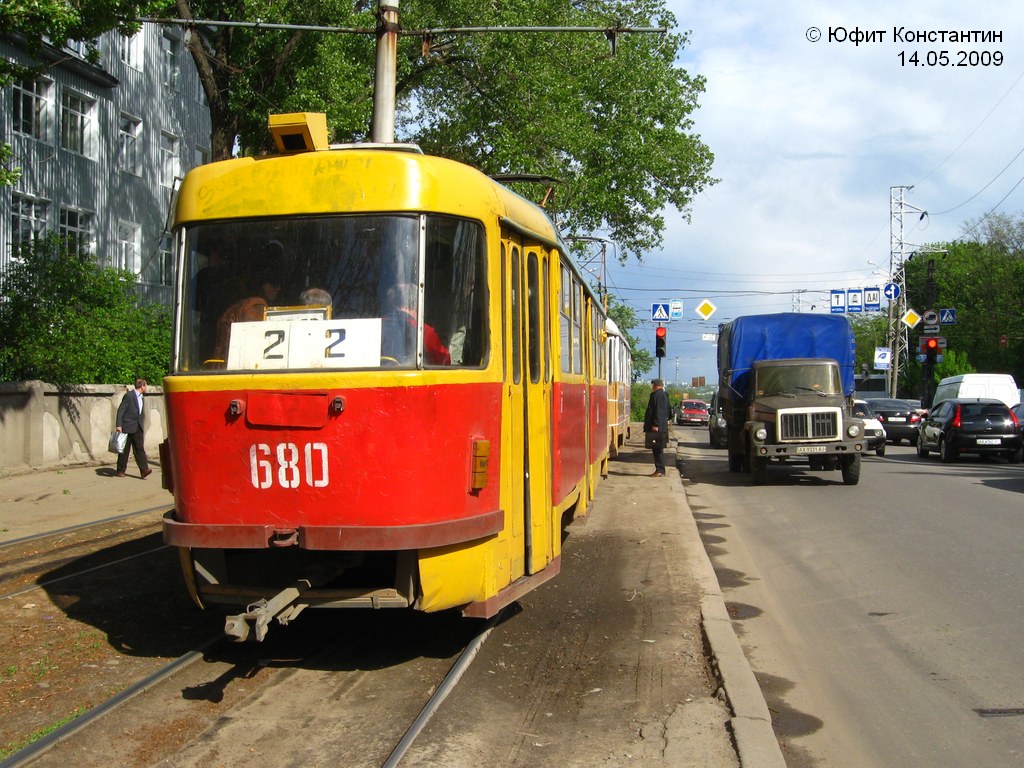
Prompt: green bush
<box><xmin>0</xmin><ymin>237</ymin><xmax>171</xmax><ymax>384</ymax></box>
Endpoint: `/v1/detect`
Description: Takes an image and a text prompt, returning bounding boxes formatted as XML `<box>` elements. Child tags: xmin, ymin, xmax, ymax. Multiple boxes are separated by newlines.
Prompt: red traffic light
<box><xmin>924</xmin><ymin>337</ymin><xmax>939</xmax><ymax>350</ymax></box>
<box><xmin>655</xmin><ymin>325</ymin><xmax>667</xmax><ymax>357</ymax></box>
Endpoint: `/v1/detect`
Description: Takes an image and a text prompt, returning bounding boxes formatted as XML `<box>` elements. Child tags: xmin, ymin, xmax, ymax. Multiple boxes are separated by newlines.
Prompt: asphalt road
<box><xmin>676</xmin><ymin>430</ymin><xmax>1024</xmax><ymax>768</ymax></box>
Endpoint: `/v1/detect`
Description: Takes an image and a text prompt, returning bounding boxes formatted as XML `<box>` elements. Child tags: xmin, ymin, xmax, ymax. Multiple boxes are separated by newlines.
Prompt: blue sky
<box><xmin>602</xmin><ymin>1</ymin><xmax>1024</xmax><ymax>386</ymax></box>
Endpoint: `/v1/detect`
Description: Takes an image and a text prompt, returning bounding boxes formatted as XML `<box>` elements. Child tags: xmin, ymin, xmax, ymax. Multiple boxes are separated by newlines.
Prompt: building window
<box><xmin>119</xmin><ymin>114</ymin><xmax>141</xmax><ymax>174</ymax></box>
<box><xmin>161</xmin><ymin>30</ymin><xmax>181</xmax><ymax>90</ymax></box>
<box><xmin>117</xmin><ymin>221</ymin><xmax>142</xmax><ymax>274</ymax></box>
<box><xmin>194</xmin><ymin>146</ymin><xmax>210</xmax><ymax>169</ymax></box>
<box><xmin>59</xmin><ymin>207</ymin><xmax>93</xmax><ymax>254</ymax></box>
<box><xmin>194</xmin><ymin>71</ymin><xmax>207</xmax><ymax>106</ymax></box>
<box><xmin>160</xmin><ymin>132</ymin><xmax>179</xmax><ymax>187</ymax></box>
<box><xmin>13</xmin><ymin>79</ymin><xmax>49</xmax><ymax>139</ymax></box>
<box><xmin>119</xmin><ymin>30</ymin><xmax>143</xmax><ymax>70</ymax></box>
<box><xmin>157</xmin><ymin>234</ymin><xmax>174</xmax><ymax>286</ymax></box>
<box><xmin>11</xmin><ymin>195</ymin><xmax>49</xmax><ymax>247</ymax></box>
<box><xmin>60</xmin><ymin>90</ymin><xmax>93</xmax><ymax>155</ymax></box>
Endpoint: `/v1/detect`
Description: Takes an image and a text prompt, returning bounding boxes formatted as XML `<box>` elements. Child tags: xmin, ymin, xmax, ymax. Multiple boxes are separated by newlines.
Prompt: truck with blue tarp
<box><xmin>717</xmin><ymin>313</ymin><xmax>866</xmax><ymax>485</ymax></box>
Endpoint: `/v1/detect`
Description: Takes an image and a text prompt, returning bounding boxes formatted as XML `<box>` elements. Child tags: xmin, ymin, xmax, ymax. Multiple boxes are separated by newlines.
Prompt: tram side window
<box><xmin>571</xmin><ymin>276</ymin><xmax>583</xmax><ymax>375</ymax></box>
<box><xmin>560</xmin><ymin>264</ymin><xmax>572</xmax><ymax>373</ymax></box>
<box><xmin>422</xmin><ymin>216</ymin><xmax>487</xmax><ymax>368</ymax></box>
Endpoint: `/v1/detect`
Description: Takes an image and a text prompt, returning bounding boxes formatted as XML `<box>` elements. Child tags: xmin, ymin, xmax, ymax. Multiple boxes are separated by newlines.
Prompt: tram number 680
<box><xmin>250</xmin><ymin>442</ymin><xmax>329</xmax><ymax>489</ymax></box>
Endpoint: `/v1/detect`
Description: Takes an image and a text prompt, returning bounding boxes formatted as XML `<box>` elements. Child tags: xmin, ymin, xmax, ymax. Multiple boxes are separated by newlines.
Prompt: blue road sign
<box><xmin>847</xmin><ymin>288</ymin><xmax>863</xmax><ymax>313</ymax></box>
<box><xmin>864</xmin><ymin>288</ymin><xmax>881</xmax><ymax>312</ymax></box>
<box><xmin>651</xmin><ymin>303</ymin><xmax>671</xmax><ymax>322</ymax></box>
<box><xmin>940</xmin><ymin>308</ymin><xmax>957</xmax><ymax>325</ymax></box>
<box><xmin>883</xmin><ymin>283</ymin><xmax>901</xmax><ymax>300</ymax></box>
<box><xmin>830</xmin><ymin>290</ymin><xmax>846</xmax><ymax>314</ymax></box>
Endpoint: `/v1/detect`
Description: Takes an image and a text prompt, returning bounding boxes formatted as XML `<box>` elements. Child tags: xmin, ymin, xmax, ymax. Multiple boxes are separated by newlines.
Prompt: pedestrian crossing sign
<box><xmin>651</xmin><ymin>303</ymin><xmax>671</xmax><ymax>322</ymax></box>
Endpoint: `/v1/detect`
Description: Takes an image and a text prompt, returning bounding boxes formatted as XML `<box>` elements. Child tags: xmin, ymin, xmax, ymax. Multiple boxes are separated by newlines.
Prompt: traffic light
<box><xmin>923</xmin><ymin>336</ymin><xmax>939</xmax><ymax>364</ymax></box>
<box><xmin>655</xmin><ymin>325</ymin><xmax>667</xmax><ymax>357</ymax></box>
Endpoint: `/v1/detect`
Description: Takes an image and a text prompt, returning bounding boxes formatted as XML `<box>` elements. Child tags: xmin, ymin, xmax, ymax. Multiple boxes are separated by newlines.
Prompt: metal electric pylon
<box><xmin>886</xmin><ymin>185</ymin><xmax>922</xmax><ymax>398</ymax></box>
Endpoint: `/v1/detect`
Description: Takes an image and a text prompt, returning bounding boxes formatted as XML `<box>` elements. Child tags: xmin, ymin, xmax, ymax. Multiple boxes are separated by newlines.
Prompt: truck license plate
<box><xmin>796</xmin><ymin>446</ymin><xmax>827</xmax><ymax>454</ymax></box>
<box><xmin>976</xmin><ymin>438</ymin><xmax>1001</xmax><ymax>445</ymax></box>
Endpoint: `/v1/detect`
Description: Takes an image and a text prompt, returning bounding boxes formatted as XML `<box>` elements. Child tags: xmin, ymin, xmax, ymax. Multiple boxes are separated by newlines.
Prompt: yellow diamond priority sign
<box><xmin>695</xmin><ymin>299</ymin><xmax>717</xmax><ymax>320</ymax></box>
<box><xmin>901</xmin><ymin>309</ymin><xmax>921</xmax><ymax>328</ymax></box>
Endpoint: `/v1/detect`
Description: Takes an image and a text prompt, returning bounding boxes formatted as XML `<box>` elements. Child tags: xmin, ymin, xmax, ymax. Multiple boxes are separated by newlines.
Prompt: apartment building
<box><xmin>1</xmin><ymin>23</ymin><xmax>212</xmax><ymax>305</ymax></box>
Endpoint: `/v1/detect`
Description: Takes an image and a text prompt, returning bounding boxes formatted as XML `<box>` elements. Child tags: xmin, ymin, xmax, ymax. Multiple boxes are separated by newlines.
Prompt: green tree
<box><xmin>0</xmin><ymin>237</ymin><xmax>172</xmax><ymax>385</ymax></box>
<box><xmin>166</xmin><ymin>0</ymin><xmax>715</xmax><ymax>259</ymax></box>
<box><xmin>0</xmin><ymin>0</ymin><xmax>158</xmax><ymax>62</ymax></box>
<box><xmin>0</xmin><ymin>143</ymin><xmax>20</xmax><ymax>188</ymax></box>
<box><xmin>850</xmin><ymin>314</ymin><xmax>888</xmax><ymax>374</ymax></box>
<box><xmin>904</xmin><ymin>215</ymin><xmax>1024</xmax><ymax>386</ymax></box>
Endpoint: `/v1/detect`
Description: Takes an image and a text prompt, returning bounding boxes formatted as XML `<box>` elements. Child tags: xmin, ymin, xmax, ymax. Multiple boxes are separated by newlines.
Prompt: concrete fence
<box><xmin>0</xmin><ymin>381</ymin><xmax>166</xmax><ymax>477</ymax></box>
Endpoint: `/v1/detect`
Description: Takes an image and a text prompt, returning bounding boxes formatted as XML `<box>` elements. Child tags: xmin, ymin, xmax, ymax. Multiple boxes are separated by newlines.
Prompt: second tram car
<box><xmin>605</xmin><ymin>318</ymin><xmax>633</xmax><ymax>458</ymax></box>
<box><xmin>160</xmin><ymin>113</ymin><xmax>631</xmax><ymax>640</ymax></box>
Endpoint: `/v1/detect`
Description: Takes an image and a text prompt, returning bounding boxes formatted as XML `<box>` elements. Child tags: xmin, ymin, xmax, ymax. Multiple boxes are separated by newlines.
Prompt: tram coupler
<box><xmin>224</xmin><ymin>580</ymin><xmax>311</xmax><ymax>642</ymax></box>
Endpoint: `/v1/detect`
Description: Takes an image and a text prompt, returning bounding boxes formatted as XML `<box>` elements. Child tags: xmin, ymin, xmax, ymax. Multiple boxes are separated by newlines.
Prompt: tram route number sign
<box><xmin>227</xmin><ymin>318</ymin><xmax>382</xmax><ymax>369</ymax></box>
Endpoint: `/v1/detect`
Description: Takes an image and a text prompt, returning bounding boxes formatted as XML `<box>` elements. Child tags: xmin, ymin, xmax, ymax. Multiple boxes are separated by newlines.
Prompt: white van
<box><xmin>932</xmin><ymin>374</ymin><xmax>1020</xmax><ymax>408</ymax></box>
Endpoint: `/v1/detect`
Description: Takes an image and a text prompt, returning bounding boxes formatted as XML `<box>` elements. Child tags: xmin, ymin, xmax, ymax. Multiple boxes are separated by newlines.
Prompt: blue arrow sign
<box><xmin>883</xmin><ymin>282</ymin><xmax>901</xmax><ymax>300</ymax></box>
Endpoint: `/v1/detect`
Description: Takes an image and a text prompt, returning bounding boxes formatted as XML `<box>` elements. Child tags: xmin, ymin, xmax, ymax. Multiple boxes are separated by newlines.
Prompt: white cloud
<box><xmin>608</xmin><ymin>1</ymin><xmax>1024</xmax><ymax>383</ymax></box>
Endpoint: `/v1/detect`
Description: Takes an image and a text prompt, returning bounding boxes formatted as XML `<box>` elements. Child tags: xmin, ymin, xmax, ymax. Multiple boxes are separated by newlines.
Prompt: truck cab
<box><xmin>731</xmin><ymin>358</ymin><xmax>866</xmax><ymax>484</ymax></box>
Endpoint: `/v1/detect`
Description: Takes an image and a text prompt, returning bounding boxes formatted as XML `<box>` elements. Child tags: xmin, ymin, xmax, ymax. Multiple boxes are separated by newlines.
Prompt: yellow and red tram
<box><xmin>160</xmin><ymin>113</ymin><xmax>629</xmax><ymax>639</ymax></box>
<box><xmin>605</xmin><ymin>318</ymin><xmax>633</xmax><ymax>459</ymax></box>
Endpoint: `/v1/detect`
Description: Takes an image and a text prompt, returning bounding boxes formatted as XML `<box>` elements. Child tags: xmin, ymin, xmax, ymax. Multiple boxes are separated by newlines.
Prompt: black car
<box><xmin>707</xmin><ymin>392</ymin><xmax>728</xmax><ymax>448</ymax></box>
<box><xmin>866</xmin><ymin>398</ymin><xmax>924</xmax><ymax>445</ymax></box>
<box><xmin>916</xmin><ymin>398</ymin><xmax>1023</xmax><ymax>462</ymax></box>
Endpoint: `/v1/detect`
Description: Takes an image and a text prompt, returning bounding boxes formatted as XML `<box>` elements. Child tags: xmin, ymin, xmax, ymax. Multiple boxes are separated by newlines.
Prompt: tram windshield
<box><xmin>176</xmin><ymin>214</ymin><xmax>487</xmax><ymax>372</ymax></box>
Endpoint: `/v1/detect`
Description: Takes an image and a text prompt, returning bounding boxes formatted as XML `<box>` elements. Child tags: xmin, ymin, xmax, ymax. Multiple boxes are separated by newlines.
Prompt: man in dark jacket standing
<box><xmin>115</xmin><ymin>378</ymin><xmax>152</xmax><ymax>478</ymax></box>
<box><xmin>643</xmin><ymin>378</ymin><xmax>670</xmax><ymax>477</ymax></box>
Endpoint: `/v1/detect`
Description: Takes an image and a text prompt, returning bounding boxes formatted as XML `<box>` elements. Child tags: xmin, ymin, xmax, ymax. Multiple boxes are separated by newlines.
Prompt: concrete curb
<box><xmin>670</xmin><ymin>441</ymin><xmax>788</xmax><ymax>768</ymax></box>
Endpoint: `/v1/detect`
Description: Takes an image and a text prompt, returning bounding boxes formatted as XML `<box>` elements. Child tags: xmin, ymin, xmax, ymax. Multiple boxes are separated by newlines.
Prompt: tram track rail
<box><xmin>0</xmin><ymin>504</ymin><xmax>170</xmax><ymax>552</ymax></box>
<box><xmin>0</xmin><ymin>508</ymin><xmax>168</xmax><ymax>600</ymax></box>
<box><xmin>1</xmin><ymin>606</ymin><xmax>504</xmax><ymax>767</ymax></box>
<box><xmin>0</xmin><ymin>504</ymin><xmax>505</xmax><ymax>767</ymax></box>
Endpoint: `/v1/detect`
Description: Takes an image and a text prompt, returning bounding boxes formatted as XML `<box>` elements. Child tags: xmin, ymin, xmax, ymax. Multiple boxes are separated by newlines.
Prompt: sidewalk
<box><xmin>0</xmin><ymin>460</ymin><xmax>172</xmax><ymax>544</ymax></box>
<box><xmin>0</xmin><ymin>439</ymin><xmax>785</xmax><ymax>767</ymax></box>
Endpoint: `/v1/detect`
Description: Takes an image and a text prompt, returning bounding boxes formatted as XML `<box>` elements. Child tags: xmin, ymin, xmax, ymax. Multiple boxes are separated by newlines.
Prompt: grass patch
<box><xmin>0</xmin><ymin>705</ymin><xmax>89</xmax><ymax>759</ymax></box>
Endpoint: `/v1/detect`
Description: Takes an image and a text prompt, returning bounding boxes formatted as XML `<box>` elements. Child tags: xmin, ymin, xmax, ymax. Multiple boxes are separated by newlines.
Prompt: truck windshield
<box><xmin>175</xmin><ymin>214</ymin><xmax>486</xmax><ymax>372</ymax></box>
<box><xmin>756</xmin><ymin>365</ymin><xmax>842</xmax><ymax>397</ymax></box>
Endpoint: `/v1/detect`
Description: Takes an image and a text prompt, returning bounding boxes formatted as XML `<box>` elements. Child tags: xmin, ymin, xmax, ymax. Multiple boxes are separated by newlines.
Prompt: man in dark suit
<box><xmin>643</xmin><ymin>378</ymin><xmax>671</xmax><ymax>477</ymax></box>
<box><xmin>115</xmin><ymin>378</ymin><xmax>152</xmax><ymax>478</ymax></box>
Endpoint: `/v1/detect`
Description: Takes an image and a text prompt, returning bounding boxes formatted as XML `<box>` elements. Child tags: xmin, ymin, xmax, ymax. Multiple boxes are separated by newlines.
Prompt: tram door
<box><xmin>524</xmin><ymin>246</ymin><xmax>553</xmax><ymax>573</ymax></box>
<box><xmin>507</xmin><ymin>240</ymin><xmax>554</xmax><ymax>579</ymax></box>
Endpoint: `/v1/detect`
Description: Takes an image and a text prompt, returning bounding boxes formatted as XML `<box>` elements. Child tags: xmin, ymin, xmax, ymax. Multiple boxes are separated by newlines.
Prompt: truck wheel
<box><xmin>841</xmin><ymin>454</ymin><xmax>861</xmax><ymax>485</ymax></box>
<box><xmin>748</xmin><ymin>452</ymin><xmax>767</xmax><ymax>485</ymax></box>
<box><xmin>728</xmin><ymin>450</ymin><xmax>742</xmax><ymax>472</ymax></box>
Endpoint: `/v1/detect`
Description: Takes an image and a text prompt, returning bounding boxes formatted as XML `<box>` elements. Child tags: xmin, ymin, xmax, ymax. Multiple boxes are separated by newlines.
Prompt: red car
<box><xmin>675</xmin><ymin>399</ymin><xmax>710</xmax><ymax>426</ymax></box>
